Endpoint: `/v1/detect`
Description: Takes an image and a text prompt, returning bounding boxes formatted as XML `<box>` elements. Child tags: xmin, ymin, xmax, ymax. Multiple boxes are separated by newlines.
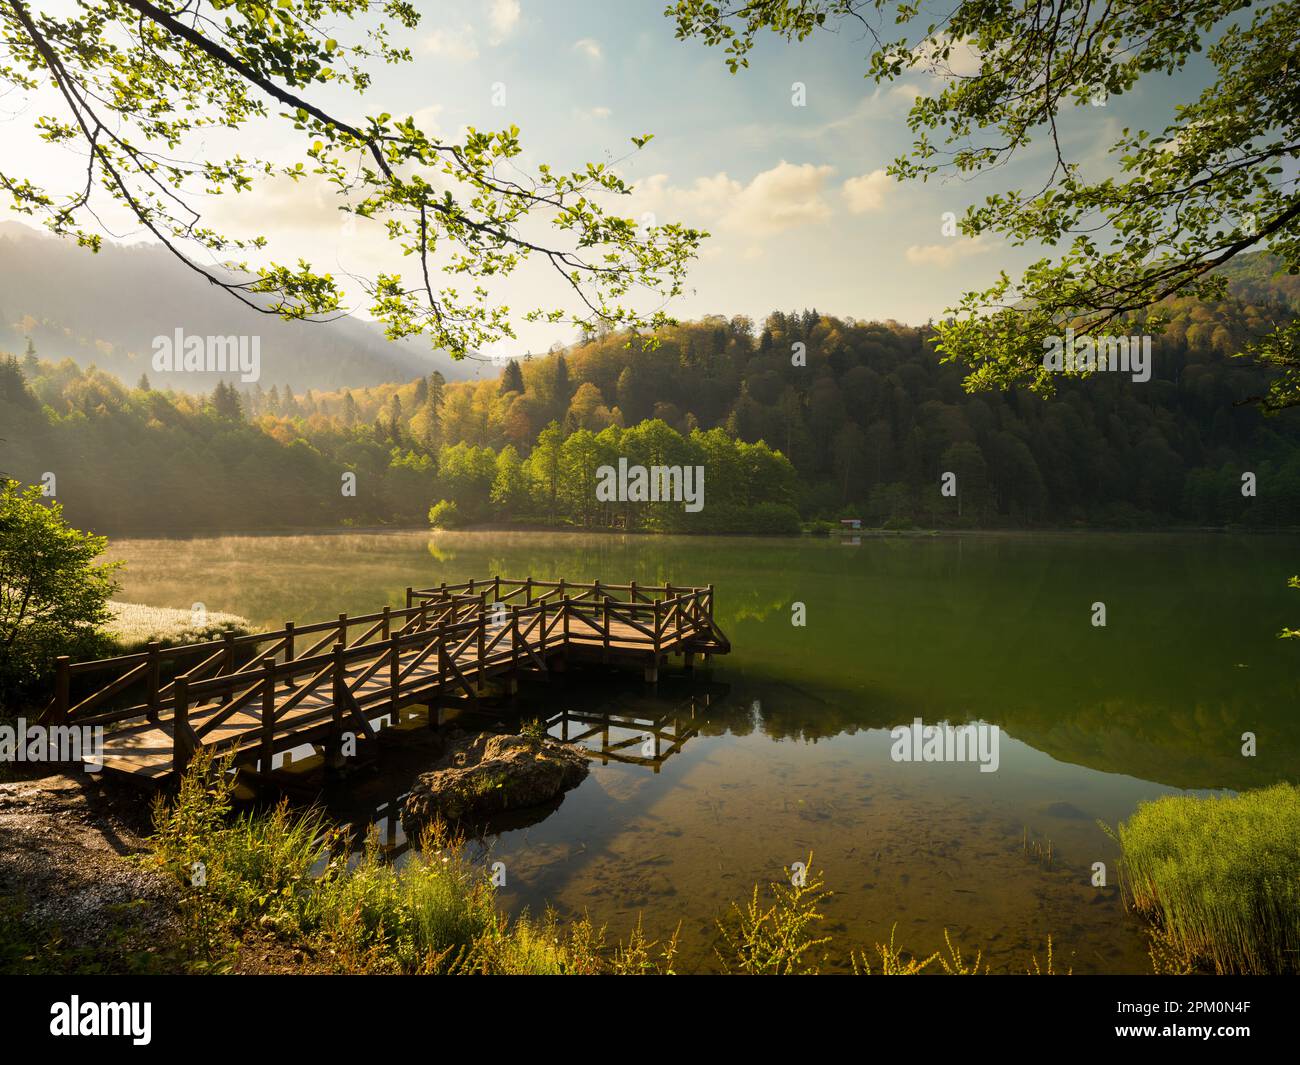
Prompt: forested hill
<box><xmin>2</xmin><ymin>253</ymin><xmax>1300</xmax><ymax>535</ymax></box>
<box><xmin>0</xmin><ymin>221</ymin><xmax>482</xmax><ymax>392</ymax></box>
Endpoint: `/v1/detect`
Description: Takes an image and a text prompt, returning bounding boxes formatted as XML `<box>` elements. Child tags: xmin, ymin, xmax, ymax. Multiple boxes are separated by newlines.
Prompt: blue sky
<box><xmin>0</xmin><ymin>0</ymin><xmax>1220</xmax><ymax>356</ymax></box>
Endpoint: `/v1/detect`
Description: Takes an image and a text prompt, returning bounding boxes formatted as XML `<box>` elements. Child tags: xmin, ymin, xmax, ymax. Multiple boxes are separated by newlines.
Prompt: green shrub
<box><xmin>0</xmin><ymin>479</ymin><xmax>119</xmax><ymax>697</ymax></box>
<box><xmin>428</xmin><ymin>499</ymin><xmax>461</xmax><ymax>529</ymax></box>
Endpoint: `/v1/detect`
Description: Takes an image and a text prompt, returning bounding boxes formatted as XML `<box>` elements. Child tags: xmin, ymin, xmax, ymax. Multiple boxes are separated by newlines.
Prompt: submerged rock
<box><xmin>403</xmin><ymin>732</ymin><xmax>589</xmax><ymax>827</ymax></box>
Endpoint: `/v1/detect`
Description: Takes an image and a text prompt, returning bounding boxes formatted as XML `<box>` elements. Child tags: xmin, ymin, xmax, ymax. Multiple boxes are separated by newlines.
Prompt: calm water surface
<box><xmin>104</xmin><ymin>529</ymin><xmax>1300</xmax><ymax>973</ymax></box>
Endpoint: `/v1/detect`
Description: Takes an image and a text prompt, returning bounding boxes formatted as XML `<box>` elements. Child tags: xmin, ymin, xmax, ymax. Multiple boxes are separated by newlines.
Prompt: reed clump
<box><xmin>1116</xmin><ymin>783</ymin><xmax>1300</xmax><ymax>974</ymax></box>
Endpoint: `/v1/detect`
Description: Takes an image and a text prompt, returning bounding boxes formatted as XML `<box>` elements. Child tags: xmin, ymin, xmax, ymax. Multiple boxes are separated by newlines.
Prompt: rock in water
<box><xmin>403</xmin><ymin>732</ymin><xmax>589</xmax><ymax>826</ymax></box>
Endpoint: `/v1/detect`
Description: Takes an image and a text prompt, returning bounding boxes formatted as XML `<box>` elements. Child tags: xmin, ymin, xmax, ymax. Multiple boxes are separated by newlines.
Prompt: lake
<box><xmin>103</xmin><ymin>528</ymin><xmax>1300</xmax><ymax>973</ymax></box>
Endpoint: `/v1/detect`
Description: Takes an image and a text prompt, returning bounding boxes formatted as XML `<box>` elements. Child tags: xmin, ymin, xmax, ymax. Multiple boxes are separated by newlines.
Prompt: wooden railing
<box><xmin>43</xmin><ymin>576</ymin><xmax>727</xmax><ymax>775</ymax></box>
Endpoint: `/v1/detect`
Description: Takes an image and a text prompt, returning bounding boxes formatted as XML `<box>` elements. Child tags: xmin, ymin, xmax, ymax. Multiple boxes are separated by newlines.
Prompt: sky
<box><xmin>0</xmin><ymin>0</ymin><xmax>1218</xmax><ymax>357</ymax></box>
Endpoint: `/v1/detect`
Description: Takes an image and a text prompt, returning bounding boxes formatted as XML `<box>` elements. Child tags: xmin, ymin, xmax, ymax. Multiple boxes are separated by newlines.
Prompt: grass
<box><xmin>146</xmin><ymin>749</ymin><xmax>651</xmax><ymax>974</ymax></box>
<box><xmin>1115</xmin><ymin>783</ymin><xmax>1300</xmax><ymax>974</ymax></box>
<box><xmin>105</xmin><ymin>601</ymin><xmax>251</xmax><ymax>652</ymax></box>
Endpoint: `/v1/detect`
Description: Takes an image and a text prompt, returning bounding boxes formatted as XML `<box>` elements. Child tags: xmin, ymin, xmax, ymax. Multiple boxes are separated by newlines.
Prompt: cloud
<box><xmin>842</xmin><ymin>169</ymin><xmax>890</xmax><ymax>214</ymax></box>
<box><xmin>914</xmin><ymin>35</ymin><xmax>984</xmax><ymax>78</ymax></box>
<box><xmin>423</xmin><ymin>26</ymin><xmax>479</xmax><ymax>62</ymax></box>
<box><xmin>634</xmin><ymin>161</ymin><xmax>836</xmax><ymax>235</ymax></box>
<box><xmin>573</xmin><ymin>38</ymin><xmax>603</xmax><ymax>62</ymax></box>
<box><xmin>409</xmin><ymin>104</ymin><xmax>445</xmax><ymax>135</ymax></box>
<box><xmin>904</xmin><ymin>235</ymin><xmax>996</xmax><ymax>268</ymax></box>
<box><xmin>488</xmin><ymin>0</ymin><xmax>521</xmax><ymax>43</ymax></box>
<box><xmin>574</xmin><ymin>105</ymin><xmax>612</xmax><ymax>121</ymax></box>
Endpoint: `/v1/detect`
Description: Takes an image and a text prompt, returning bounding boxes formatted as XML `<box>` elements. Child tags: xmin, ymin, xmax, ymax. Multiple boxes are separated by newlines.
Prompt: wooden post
<box><xmin>388</xmin><ymin>634</ymin><xmax>401</xmax><ymax>725</ymax></box>
<box><xmin>653</xmin><ymin>600</ymin><xmax>662</xmax><ymax>656</ymax></box>
<box><xmin>260</xmin><ymin>657</ymin><xmax>276</xmax><ymax>775</ymax></box>
<box><xmin>602</xmin><ymin>597</ymin><xmax>610</xmax><ymax>660</ymax></box>
<box><xmin>511</xmin><ymin>607</ymin><xmax>520</xmax><ymax>669</ymax></box>
<box><xmin>477</xmin><ymin>606</ymin><xmax>486</xmax><ymax>664</ymax></box>
<box><xmin>172</xmin><ymin>677</ymin><xmax>190</xmax><ymax>773</ymax></box>
<box><xmin>338</xmin><ymin>612</ymin><xmax>349</xmax><ymax>647</ymax></box>
<box><xmin>283</xmin><ymin>621</ymin><xmax>296</xmax><ymax>689</ymax></box>
<box><xmin>330</xmin><ymin>641</ymin><xmax>346</xmax><ymax>763</ymax></box>
<box><xmin>539</xmin><ymin>600</ymin><xmax>547</xmax><ymax>653</ymax></box>
<box><xmin>221</xmin><ymin>631</ymin><xmax>236</xmax><ymax>703</ymax></box>
<box><xmin>53</xmin><ymin>656</ymin><xmax>71</xmax><ymax>725</ymax></box>
<box><xmin>405</xmin><ymin>587</ymin><xmax>414</xmax><ymax>612</ymax></box>
<box><xmin>381</xmin><ymin>605</ymin><xmax>391</xmax><ymax>640</ymax></box>
<box><xmin>145</xmin><ymin>643</ymin><xmax>161</xmax><ymax>723</ymax></box>
<box><xmin>525</xmin><ymin>575</ymin><xmax>533</xmax><ymax>605</ymax></box>
<box><xmin>630</xmin><ymin>579</ymin><xmax>638</xmax><ymax>605</ymax></box>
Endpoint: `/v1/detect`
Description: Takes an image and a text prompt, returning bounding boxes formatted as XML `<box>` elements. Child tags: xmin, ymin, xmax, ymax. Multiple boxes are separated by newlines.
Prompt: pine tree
<box><xmin>211</xmin><ymin>380</ymin><xmax>242</xmax><ymax>420</ymax></box>
<box><xmin>22</xmin><ymin>337</ymin><xmax>38</xmax><ymax>376</ymax></box>
<box><xmin>500</xmin><ymin>359</ymin><xmax>524</xmax><ymax>394</ymax></box>
<box><xmin>137</xmin><ymin>373</ymin><xmax>151</xmax><ymax>392</ymax></box>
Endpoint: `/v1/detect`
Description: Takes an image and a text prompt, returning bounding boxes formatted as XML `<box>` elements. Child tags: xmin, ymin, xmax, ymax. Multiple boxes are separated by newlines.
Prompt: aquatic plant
<box><xmin>1026</xmin><ymin>935</ymin><xmax>1071</xmax><ymax>976</ymax></box>
<box><xmin>714</xmin><ymin>854</ymin><xmax>832</xmax><ymax>974</ymax></box>
<box><xmin>1115</xmin><ymin>783</ymin><xmax>1300</xmax><ymax>974</ymax></box>
<box><xmin>852</xmin><ymin>926</ymin><xmax>988</xmax><ymax>975</ymax></box>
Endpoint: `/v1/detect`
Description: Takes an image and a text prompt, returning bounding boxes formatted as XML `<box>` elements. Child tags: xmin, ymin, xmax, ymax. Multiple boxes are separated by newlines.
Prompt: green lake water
<box><xmin>103</xmin><ymin>529</ymin><xmax>1300</xmax><ymax>973</ymax></box>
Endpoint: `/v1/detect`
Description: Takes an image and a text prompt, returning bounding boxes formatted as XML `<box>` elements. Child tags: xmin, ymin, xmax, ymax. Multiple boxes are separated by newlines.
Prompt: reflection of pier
<box><xmin>549</xmin><ymin>692</ymin><xmax>714</xmax><ymax>773</ymax></box>
<box><xmin>344</xmin><ymin>685</ymin><xmax>729</xmax><ymax>858</ymax></box>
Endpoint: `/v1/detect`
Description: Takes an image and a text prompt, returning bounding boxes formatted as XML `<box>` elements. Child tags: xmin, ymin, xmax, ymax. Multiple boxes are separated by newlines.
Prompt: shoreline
<box><xmin>94</xmin><ymin>522</ymin><xmax>1300</xmax><ymax>542</ymax></box>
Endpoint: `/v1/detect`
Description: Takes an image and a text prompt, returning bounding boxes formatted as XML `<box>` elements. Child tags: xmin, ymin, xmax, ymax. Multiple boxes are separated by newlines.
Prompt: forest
<box><xmin>2</xmin><ymin>254</ymin><xmax>1300</xmax><ymax>535</ymax></box>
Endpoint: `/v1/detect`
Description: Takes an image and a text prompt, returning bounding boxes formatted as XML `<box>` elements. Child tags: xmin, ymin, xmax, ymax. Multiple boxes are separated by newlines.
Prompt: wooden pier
<box><xmin>41</xmin><ymin>577</ymin><xmax>730</xmax><ymax>785</ymax></box>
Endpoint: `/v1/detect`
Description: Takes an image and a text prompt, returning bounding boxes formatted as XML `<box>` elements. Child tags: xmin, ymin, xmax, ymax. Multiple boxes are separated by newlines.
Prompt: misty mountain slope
<box><xmin>0</xmin><ymin>221</ymin><xmax>488</xmax><ymax>392</ymax></box>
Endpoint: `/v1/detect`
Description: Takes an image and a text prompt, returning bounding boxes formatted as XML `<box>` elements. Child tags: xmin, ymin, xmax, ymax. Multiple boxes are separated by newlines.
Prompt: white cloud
<box><xmin>904</xmin><ymin>235</ymin><xmax>996</xmax><ymax>268</ymax></box>
<box><xmin>409</xmin><ymin>104</ymin><xmax>445</xmax><ymax>135</ymax></box>
<box><xmin>914</xmin><ymin>35</ymin><xmax>984</xmax><ymax>78</ymax></box>
<box><xmin>573</xmin><ymin>38</ymin><xmax>603</xmax><ymax>62</ymax></box>
<box><xmin>574</xmin><ymin>105</ymin><xmax>612</xmax><ymax>121</ymax></box>
<box><xmin>634</xmin><ymin>160</ymin><xmax>836</xmax><ymax>235</ymax></box>
<box><xmin>842</xmin><ymin>169</ymin><xmax>890</xmax><ymax>214</ymax></box>
<box><xmin>423</xmin><ymin>26</ymin><xmax>479</xmax><ymax>62</ymax></box>
<box><xmin>488</xmin><ymin>0</ymin><xmax>521</xmax><ymax>43</ymax></box>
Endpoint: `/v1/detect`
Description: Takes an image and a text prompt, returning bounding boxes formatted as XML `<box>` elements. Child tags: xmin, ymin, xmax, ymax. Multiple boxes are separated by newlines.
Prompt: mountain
<box><xmin>0</xmin><ymin>221</ymin><xmax>488</xmax><ymax>392</ymax></box>
<box><xmin>1214</xmin><ymin>251</ymin><xmax>1300</xmax><ymax>311</ymax></box>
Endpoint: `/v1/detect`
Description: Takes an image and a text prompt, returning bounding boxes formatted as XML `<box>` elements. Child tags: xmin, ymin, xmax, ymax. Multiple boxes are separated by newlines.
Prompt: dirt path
<box><xmin>0</xmin><ymin>770</ymin><xmax>184</xmax><ymax>973</ymax></box>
